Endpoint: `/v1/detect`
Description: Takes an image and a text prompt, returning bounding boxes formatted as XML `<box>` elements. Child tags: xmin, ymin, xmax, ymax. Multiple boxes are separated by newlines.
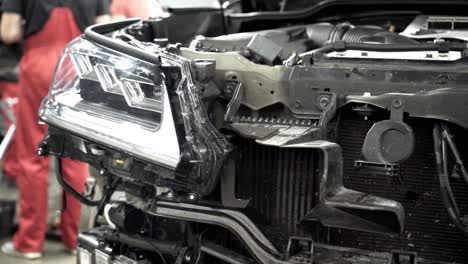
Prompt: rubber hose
<box><xmin>441</xmin><ymin>138</ymin><xmax>461</xmax><ymax>217</ymax></box>
<box><xmin>102</xmin><ymin>231</ymin><xmax>182</xmax><ymax>255</ymax></box>
<box><xmin>341</xmin><ymin>28</ymin><xmax>382</xmax><ymax>43</ymax></box>
<box><xmin>317</xmin><ymin>41</ymin><xmax>467</xmax><ymax>54</ymax></box>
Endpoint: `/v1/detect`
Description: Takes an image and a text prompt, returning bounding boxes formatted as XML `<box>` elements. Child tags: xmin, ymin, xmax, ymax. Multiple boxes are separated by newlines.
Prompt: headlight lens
<box><xmin>39</xmin><ymin>37</ymin><xmax>180</xmax><ymax>168</ymax></box>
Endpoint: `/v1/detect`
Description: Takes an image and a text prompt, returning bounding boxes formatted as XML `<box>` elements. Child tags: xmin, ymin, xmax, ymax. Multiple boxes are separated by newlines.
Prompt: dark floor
<box><xmin>0</xmin><ymin>160</ymin><xmax>98</xmax><ymax>264</ymax></box>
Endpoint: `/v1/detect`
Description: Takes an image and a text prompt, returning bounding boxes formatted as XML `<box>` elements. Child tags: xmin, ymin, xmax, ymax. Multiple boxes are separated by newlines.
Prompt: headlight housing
<box><xmin>40</xmin><ymin>35</ymin><xmax>231</xmax><ymax>196</ymax></box>
<box><xmin>40</xmin><ymin>37</ymin><xmax>179</xmax><ymax>168</ymax></box>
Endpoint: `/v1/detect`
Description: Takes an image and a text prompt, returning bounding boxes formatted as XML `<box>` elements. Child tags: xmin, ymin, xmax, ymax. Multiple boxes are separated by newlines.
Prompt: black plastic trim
<box><xmin>227</xmin><ymin>0</ymin><xmax>468</xmax><ymax>22</ymax></box>
<box><xmin>84</xmin><ymin>19</ymin><xmax>161</xmax><ymax>65</ymax></box>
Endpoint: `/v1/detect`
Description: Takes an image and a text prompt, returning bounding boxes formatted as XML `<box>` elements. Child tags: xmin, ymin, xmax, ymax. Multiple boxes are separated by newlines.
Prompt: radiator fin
<box><xmin>236</xmin><ymin>138</ymin><xmax>318</xmax><ymax>249</ymax></box>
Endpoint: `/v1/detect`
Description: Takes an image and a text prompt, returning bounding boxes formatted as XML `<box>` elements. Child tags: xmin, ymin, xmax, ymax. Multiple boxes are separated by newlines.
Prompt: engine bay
<box><xmin>38</xmin><ymin>6</ymin><xmax>468</xmax><ymax>264</ymax></box>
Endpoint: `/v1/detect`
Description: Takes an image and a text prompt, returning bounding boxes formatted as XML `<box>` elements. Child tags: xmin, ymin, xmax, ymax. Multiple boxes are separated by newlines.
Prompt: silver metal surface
<box><xmin>148</xmin><ymin>202</ymin><xmax>289</xmax><ymax>264</ymax></box>
<box><xmin>326</xmin><ymin>50</ymin><xmax>462</xmax><ymax>61</ymax></box>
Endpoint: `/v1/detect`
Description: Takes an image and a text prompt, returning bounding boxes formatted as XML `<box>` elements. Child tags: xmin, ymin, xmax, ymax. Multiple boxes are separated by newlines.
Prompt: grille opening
<box><xmin>426</xmin><ymin>16</ymin><xmax>468</xmax><ymax>31</ymax></box>
<box><xmin>454</xmin><ymin>21</ymin><xmax>468</xmax><ymax>30</ymax></box>
<box><xmin>427</xmin><ymin>21</ymin><xmax>452</xmax><ymax>30</ymax></box>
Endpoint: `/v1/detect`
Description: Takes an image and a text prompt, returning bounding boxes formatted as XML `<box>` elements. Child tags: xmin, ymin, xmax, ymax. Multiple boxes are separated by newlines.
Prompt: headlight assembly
<box><xmin>39</xmin><ymin>30</ymin><xmax>231</xmax><ymax>197</ymax></box>
<box><xmin>40</xmin><ymin>37</ymin><xmax>179</xmax><ymax>168</ymax></box>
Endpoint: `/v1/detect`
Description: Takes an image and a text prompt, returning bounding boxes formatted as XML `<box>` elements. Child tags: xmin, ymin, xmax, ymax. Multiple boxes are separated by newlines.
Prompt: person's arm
<box><xmin>95</xmin><ymin>0</ymin><xmax>111</xmax><ymax>24</ymax></box>
<box><xmin>1</xmin><ymin>0</ymin><xmax>23</xmax><ymax>44</ymax></box>
<box><xmin>96</xmin><ymin>14</ymin><xmax>111</xmax><ymax>24</ymax></box>
<box><xmin>110</xmin><ymin>0</ymin><xmax>127</xmax><ymax>21</ymax></box>
<box><xmin>0</xmin><ymin>12</ymin><xmax>22</xmax><ymax>44</ymax></box>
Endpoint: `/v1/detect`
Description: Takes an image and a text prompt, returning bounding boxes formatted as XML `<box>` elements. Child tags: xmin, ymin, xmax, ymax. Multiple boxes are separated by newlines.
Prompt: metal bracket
<box><xmin>354</xmin><ymin>160</ymin><xmax>400</xmax><ymax>177</ymax></box>
<box><xmin>318</xmin><ymin>93</ymin><xmax>337</xmax><ymax>138</ymax></box>
<box><xmin>286</xmin><ymin>237</ymin><xmax>314</xmax><ymax>263</ymax></box>
<box><xmin>346</xmin><ymin>88</ymin><xmax>468</xmax><ymax>130</ymax></box>
<box><xmin>224</xmin><ymin>81</ymin><xmax>243</xmax><ymax>122</ymax></box>
<box><xmin>220</xmin><ymin>156</ymin><xmax>250</xmax><ymax>208</ymax></box>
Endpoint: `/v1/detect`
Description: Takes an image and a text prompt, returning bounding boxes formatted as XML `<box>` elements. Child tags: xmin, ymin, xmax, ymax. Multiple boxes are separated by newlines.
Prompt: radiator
<box><xmin>332</xmin><ymin>111</ymin><xmax>468</xmax><ymax>263</ymax></box>
<box><xmin>234</xmin><ymin>111</ymin><xmax>468</xmax><ymax>263</ymax></box>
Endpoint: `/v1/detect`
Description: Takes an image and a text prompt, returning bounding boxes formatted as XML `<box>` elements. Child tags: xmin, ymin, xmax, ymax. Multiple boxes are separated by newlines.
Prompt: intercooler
<box><xmin>235</xmin><ymin>111</ymin><xmax>468</xmax><ymax>263</ymax></box>
<box><xmin>235</xmin><ymin>137</ymin><xmax>319</xmax><ymax>250</ymax></box>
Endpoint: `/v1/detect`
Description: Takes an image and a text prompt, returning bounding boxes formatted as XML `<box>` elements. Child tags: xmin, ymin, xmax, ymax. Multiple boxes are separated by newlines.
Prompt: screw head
<box><xmin>99</xmin><ymin>169</ymin><xmax>106</xmax><ymax>175</ymax></box>
<box><xmin>188</xmin><ymin>193</ymin><xmax>198</xmax><ymax>201</ymax></box>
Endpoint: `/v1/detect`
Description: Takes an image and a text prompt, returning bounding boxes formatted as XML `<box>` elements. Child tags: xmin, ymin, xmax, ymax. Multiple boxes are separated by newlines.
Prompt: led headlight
<box><xmin>39</xmin><ymin>34</ymin><xmax>231</xmax><ymax>196</ymax></box>
<box><xmin>39</xmin><ymin>37</ymin><xmax>179</xmax><ymax>168</ymax></box>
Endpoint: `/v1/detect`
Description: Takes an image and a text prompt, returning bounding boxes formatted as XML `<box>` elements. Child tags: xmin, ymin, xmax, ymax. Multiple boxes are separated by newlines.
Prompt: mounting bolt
<box><xmin>294</xmin><ymin>100</ymin><xmax>302</xmax><ymax>109</ymax></box>
<box><xmin>318</xmin><ymin>96</ymin><xmax>330</xmax><ymax>109</ymax></box>
<box><xmin>99</xmin><ymin>169</ymin><xmax>107</xmax><ymax>176</ymax></box>
<box><xmin>188</xmin><ymin>193</ymin><xmax>198</xmax><ymax>201</ymax></box>
<box><xmin>167</xmin><ymin>191</ymin><xmax>174</xmax><ymax>199</ymax></box>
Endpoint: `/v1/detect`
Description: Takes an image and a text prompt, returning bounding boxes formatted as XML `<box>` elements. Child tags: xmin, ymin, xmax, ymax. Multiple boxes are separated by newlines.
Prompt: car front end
<box><xmin>38</xmin><ymin>1</ymin><xmax>468</xmax><ymax>263</ymax></box>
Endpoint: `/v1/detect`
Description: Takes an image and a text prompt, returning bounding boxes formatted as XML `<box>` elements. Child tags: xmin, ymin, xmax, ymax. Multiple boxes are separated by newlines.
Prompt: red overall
<box><xmin>0</xmin><ymin>81</ymin><xmax>19</xmax><ymax>180</ymax></box>
<box><xmin>13</xmin><ymin>7</ymin><xmax>88</xmax><ymax>252</ymax></box>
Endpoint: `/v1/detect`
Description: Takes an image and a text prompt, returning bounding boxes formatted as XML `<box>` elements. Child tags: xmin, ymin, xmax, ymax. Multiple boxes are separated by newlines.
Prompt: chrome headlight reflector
<box><xmin>39</xmin><ymin>37</ymin><xmax>180</xmax><ymax>169</ymax></box>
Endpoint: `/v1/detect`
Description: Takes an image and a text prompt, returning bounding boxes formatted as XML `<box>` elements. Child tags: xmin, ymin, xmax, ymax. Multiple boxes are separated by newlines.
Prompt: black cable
<box><xmin>103</xmin><ymin>231</ymin><xmax>175</xmax><ymax>264</ymax></box>
<box><xmin>54</xmin><ymin>156</ymin><xmax>101</xmax><ymax>206</ymax></box>
<box><xmin>440</xmin><ymin>123</ymin><xmax>468</xmax><ymax>186</ymax></box>
<box><xmin>93</xmin><ymin>177</ymin><xmax>121</xmax><ymax>226</ymax></box>
<box><xmin>441</xmin><ymin>136</ymin><xmax>461</xmax><ymax>217</ymax></box>
<box><xmin>433</xmin><ymin>124</ymin><xmax>468</xmax><ymax>237</ymax></box>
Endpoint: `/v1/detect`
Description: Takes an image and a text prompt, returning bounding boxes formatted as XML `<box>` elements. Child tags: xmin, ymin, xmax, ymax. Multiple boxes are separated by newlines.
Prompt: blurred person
<box><xmin>0</xmin><ymin>4</ymin><xmax>21</xmax><ymax>180</ymax></box>
<box><xmin>0</xmin><ymin>0</ymin><xmax>110</xmax><ymax>259</ymax></box>
<box><xmin>111</xmin><ymin>0</ymin><xmax>164</xmax><ymax>20</ymax></box>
